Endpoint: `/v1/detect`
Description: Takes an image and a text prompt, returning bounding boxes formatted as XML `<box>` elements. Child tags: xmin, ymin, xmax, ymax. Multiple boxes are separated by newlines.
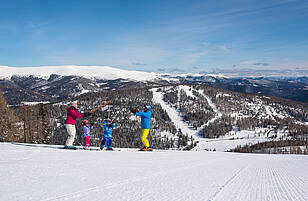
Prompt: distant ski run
<box><xmin>151</xmin><ymin>86</ymin><xmax>223</xmax><ymax>150</ymax></box>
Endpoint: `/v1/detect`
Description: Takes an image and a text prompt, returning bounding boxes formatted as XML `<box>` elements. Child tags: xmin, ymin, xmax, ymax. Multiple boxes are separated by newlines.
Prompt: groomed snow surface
<box><xmin>1</xmin><ymin>143</ymin><xmax>307</xmax><ymax>201</ymax></box>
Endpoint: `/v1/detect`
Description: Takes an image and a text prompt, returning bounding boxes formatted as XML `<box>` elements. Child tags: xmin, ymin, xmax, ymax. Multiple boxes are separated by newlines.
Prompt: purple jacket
<box><xmin>64</xmin><ymin>106</ymin><xmax>83</xmax><ymax>125</ymax></box>
<box><xmin>82</xmin><ymin>125</ymin><xmax>93</xmax><ymax>137</ymax></box>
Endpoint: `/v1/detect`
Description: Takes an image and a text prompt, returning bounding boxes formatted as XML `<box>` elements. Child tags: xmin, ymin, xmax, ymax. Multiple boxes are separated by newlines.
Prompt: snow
<box><xmin>151</xmin><ymin>87</ymin><xmax>196</xmax><ymax>136</ymax></box>
<box><xmin>129</xmin><ymin>115</ymin><xmax>139</xmax><ymax>121</ymax></box>
<box><xmin>41</xmin><ymin>86</ymin><xmax>50</xmax><ymax>90</ymax></box>
<box><xmin>205</xmin><ymin>73</ymin><xmax>228</xmax><ymax>78</ymax></box>
<box><xmin>79</xmin><ymin>89</ymin><xmax>92</xmax><ymax>95</ymax></box>
<box><xmin>160</xmin><ymin>86</ymin><xmax>224</xmax><ymax>140</ymax></box>
<box><xmin>21</xmin><ymin>101</ymin><xmax>50</xmax><ymax>105</ymax></box>
<box><xmin>1</xmin><ymin>84</ymin><xmax>308</xmax><ymax>200</ymax></box>
<box><xmin>216</xmin><ymin>93</ymin><xmax>231</xmax><ymax>98</ymax></box>
<box><xmin>199</xmin><ymin>128</ymin><xmax>288</xmax><ymax>152</ymax></box>
<box><xmin>178</xmin><ymin>85</ymin><xmax>197</xmax><ymax>99</ymax></box>
<box><xmin>0</xmin><ymin>65</ymin><xmax>159</xmax><ymax>82</ymax></box>
<box><xmin>151</xmin><ymin>86</ymin><xmax>293</xmax><ymax>152</ymax></box>
<box><xmin>197</xmin><ymin>89</ymin><xmax>222</xmax><ymax>124</ymax></box>
<box><xmin>151</xmin><ymin>86</ymin><xmax>223</xmax><ymax>149</ymax></box>
<box><xmin>97</xmin><ymin>82</ymin><xmax>107</xmax><ymax>86</ymax></box>
<box><xmin>159</xmin><ymin>130</ymin><xmax>177</xmax><ymax>139</ymax></box>
<box><xmin>173</xmin><ymin>73</ymin><xmax>228</xmax><ymax>79</ymax></box>
<box><xmin>1</xmin><ymin>142</ymin><xmax>307</xmax><ymax>201</ymax></box>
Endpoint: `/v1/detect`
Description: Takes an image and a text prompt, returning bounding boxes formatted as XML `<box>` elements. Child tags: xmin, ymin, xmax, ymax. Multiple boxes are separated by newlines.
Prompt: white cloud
<box><xmin>240</xmin><ymin>60</ymin><xmax>258</xmax><ymax>65</ymax></box>
<box><xmin>216</xmin><ymin>45</ymin><xmax>230</xmax><ymax>52</ymax></box>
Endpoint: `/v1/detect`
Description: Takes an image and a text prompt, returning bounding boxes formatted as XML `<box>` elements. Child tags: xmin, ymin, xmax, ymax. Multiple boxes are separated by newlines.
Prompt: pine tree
<box><xmin>38</xmin><ymin>103</ymin><xmax>51</xmax><ymax>144</ymax></box>
<box><xmin>0</xmin><ymin>90</ymin><xmax>22</xmax><ymax>142</ymax></box>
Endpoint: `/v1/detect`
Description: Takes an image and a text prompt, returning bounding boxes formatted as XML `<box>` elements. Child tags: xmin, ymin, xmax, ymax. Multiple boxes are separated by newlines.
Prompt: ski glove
<box><xmin>82</xmin><ymin>112</ymin><xmax>90</xmax><ymax>117</ymax></box>
<box><xmin>130</xmin><ymin>108</ymin><xmax>138</xmax><ymax>114</ymax></box>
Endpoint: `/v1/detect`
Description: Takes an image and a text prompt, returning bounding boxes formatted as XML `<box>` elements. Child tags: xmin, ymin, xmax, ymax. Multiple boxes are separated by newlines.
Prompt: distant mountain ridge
<box><xmin>0</xmin><ymin>65</ymin><xmax>308</xmax><ymax>104</ymax></box>
<box><xmin>0</xmin><ymin>65</ymin><xmax>160</xmax><ymax>81</ymax></box>
<box><xmin>208</xmin><ymin>68</ymin><xmax>308</xmax><ymax>78</ymax></box>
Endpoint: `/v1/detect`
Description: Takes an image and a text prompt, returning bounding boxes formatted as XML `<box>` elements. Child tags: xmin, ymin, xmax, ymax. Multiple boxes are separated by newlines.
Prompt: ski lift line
<box><xmin>89</xmin><ymin>100</ymin><xmax>112</xmax><ymax>113</ymax></box>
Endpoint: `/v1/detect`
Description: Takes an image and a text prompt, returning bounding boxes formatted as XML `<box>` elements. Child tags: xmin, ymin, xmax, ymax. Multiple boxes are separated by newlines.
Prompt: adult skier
<box><xmin>100</xmin><ymin>119</ymin><xmax>116</xmax><ymax>150</ymax></box>
<box><xmin>131</xmin><ymin>104</ymin><xmax>152</xmax><ymax>151</ymax></box>
<box><xmin>64</xmin><ymin>101</ymin><xmax>88</xmax><ymax>149</ymax></box>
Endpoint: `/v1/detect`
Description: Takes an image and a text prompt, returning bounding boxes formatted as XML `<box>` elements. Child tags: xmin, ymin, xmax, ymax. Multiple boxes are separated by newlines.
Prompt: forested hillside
<box><xmin>2</xmin><ymin>84</ymin><xmax>308</xmax><ymax>153</ymax></box>
<box><xmin>0</xmin><ymin>90</ymin><xmax>23</xmax><ymax>142</ymax></box>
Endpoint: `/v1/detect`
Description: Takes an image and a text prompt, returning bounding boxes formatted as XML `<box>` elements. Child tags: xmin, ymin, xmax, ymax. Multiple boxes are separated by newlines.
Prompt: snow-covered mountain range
<box><xmin>0</xmin><ymin>65</ymin><xmax>161</xmax><ymax>81</ymax></box>
<box><xmin>1</xmin><ymin>65</ymin><xmax>308</xmax><ymax>80</ymax></box>
<box><xmin>1</xmin><ymin>65</ymin><xmax>308</xmax><ymax>105</ymax></box>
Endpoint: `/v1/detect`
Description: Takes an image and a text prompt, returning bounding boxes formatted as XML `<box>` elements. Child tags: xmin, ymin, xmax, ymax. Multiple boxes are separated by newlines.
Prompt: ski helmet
<box><xmin>82</xmin><ymin>119</ymin><xmax>88</xmax><ymax>125</ymax></box>
<box><xmin>145</xmin><ymin>104</ymin><xmax>151</xmax><ymax>110</ymax></box>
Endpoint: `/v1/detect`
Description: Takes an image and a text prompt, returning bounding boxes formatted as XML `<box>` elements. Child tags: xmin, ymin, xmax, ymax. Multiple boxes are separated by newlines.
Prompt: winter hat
<box><xmin>145</xmin><ymin>104</ymin><xmax>151</xmax><ymax>110</ymax></box>
<box><xmin>71</xmin><ymin>101</ymin><xmax>78</xmax><ymax>107</ymax></box>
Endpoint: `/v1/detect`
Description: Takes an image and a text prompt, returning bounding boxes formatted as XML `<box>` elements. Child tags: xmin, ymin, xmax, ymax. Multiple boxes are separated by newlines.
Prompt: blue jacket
<box><xmin>82</xmin><ymin>125</ymin><xmax>93</xmax><ymax>137</ymax></box>
<box><xmin>136</xmin><ymin>110</ymin><xmax>151</xmax><ymax>129</ymax></box>
<box><xmin>103</xmin><ymin>122</ymin><xmax>116</xmax><ymax>138</ymax></box>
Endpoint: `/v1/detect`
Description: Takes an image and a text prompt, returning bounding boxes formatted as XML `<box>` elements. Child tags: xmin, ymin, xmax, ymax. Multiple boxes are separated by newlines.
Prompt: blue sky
<box><xmin>0</xmin><ymin>0</ymin><xmax>307</xmax><ymax>73</ymax></box>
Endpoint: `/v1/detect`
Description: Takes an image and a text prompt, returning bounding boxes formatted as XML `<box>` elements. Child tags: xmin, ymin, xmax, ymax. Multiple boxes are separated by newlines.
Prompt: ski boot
<box><xmin>107</xmin><ymin>147</ymin><xmax>114</xmax><ymax>151</ymax></box>
<box><xmin>139</xmin><ymin>146</ymin><xmax>152</xmax><ymax>151</ymax></box>
<box><xmin>64</xmin><ymin>145</ymin><xmax>77</xmax><ymax>150</ymax></box>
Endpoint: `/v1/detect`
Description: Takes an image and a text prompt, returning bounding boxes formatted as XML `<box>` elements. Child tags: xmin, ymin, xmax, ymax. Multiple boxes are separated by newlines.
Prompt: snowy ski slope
<box><xmin>1</xmin><ymin>143</ymin><xmax>307</xmax><ymax>201</ymax></box>
<box><xmin>151</xmin><ymin>86</ymin><xmax>222</xmax><ymax>139</ymax></box>
<box><xmin>152</xmin><ymin>86</ymin><xmax>279</xmax><ymax>151</ymax></box>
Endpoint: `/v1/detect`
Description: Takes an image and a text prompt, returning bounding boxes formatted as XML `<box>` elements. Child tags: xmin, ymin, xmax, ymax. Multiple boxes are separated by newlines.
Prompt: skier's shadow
<box><xmin>11</xmin><ymin>142</ymin><xmax>63</xmax><ymax>150</ymax></box>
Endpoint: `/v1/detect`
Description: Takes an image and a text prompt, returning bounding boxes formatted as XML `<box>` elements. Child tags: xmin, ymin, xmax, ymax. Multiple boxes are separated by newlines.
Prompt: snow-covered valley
<box><xmin>1</xmin><ymin>143</ymin><xmax>307</xmax><ymax>201</ymax></box>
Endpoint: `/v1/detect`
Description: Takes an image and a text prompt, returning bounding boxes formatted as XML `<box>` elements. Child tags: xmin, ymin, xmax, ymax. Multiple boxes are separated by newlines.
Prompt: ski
<box><xmin>61</xmin><ymin>146</ymin><xmax>99</xmax><ymax>151</ymax></box>
<box><xmin>124</xmin><ymin>149</ymin><xmax>166</xmax><ymax>152</ymax></box>
<box><xmin>89</xmin><ymin>100</ymin><xmax>112</xmax><ymax>113</ymax></box>
<box><xmin>100</xmin><ymin>148</ymin><xmax>121</xmax><ymax>151</ymax></box>
<box><xmin>138</xmin><ymin>149</ymin><xmax>153</xmax><ymax>152</ymax></box>
<box><xmin>83</xmin><ymin>148</ymin><xmax>101</xmax><ymax>151</ymax></box>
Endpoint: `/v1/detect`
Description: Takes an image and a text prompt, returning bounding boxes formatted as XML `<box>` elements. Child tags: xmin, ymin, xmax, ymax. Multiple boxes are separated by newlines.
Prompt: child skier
<box><xmin>131</xmin><ymin>104</ymin><xmax>152</xmax><ymax>151</ymax></box>
<box><xmin>100</xmin><ymin>119</ymin><xmax>116</xmax><ymax>150</ymax></box>
<box><xmin>81</xmin><ymin>119</ymin><xmax>93</xmax><ymax>149</ymax></box>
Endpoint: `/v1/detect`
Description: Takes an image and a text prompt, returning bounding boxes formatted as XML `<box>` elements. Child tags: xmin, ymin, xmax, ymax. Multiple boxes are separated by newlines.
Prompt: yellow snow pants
<box><xmin>141</xmin><ymin>129</ymin><xmax>150</xmax><ymax>148</ymax></box>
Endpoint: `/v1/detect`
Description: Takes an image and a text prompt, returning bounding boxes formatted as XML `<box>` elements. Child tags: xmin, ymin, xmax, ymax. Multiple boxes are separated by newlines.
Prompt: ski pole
<box><xmin>89</xmin><ymin>100</ymin><xmax>112</xmax><ymax>113</ymax></box>
<box><xmin>107</xmin><ymin>110</ymin><xmax>111</xmax><ymax>119</ymax></box>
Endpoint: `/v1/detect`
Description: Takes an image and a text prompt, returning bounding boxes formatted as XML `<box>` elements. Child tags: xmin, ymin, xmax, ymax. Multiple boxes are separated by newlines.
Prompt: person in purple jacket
<box><xmin>81</xmin><ymin>119</ymin><xmax>93</xmax><ymax>149</ymax></box>
<box><xmin>64</xmin><ymin>101</ymin><xmax>88</xmax><ymax>149</ymax></box>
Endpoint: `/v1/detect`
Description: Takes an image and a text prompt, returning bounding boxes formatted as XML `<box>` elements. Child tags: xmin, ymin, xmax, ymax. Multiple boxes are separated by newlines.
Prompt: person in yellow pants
<box><xmin>131</xmin><ymin>105</ymin><xmax>152</xmax><ymax>151</ymax></box>
<box><xmin>141</xmin><ymin>128</ymin><xmax>150</xmax><ymax>148</ymax></box>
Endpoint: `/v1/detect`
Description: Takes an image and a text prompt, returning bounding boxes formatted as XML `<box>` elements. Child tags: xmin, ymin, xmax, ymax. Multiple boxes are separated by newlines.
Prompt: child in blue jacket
<box><xmin>100</xmin><ymin>119</ymin><xmax>116</xmax><ymax>150</ymax></box>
